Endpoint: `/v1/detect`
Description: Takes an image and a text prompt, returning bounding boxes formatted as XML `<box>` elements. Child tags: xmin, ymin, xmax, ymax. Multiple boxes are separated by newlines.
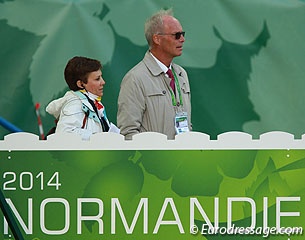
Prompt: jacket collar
<box><xmin>143</xmin><ymin>51</ymin><xmax>182</xmax><ymax>79</ymax></box>
<box><xmin>73</xmin><ymin>91</ymin><xmax>95</xmax><ymax>111</ymax></box>
<box><xmin>143</xmin><ymin>51</ymin><xmax>164</xmax><ymax>77</ymax></box>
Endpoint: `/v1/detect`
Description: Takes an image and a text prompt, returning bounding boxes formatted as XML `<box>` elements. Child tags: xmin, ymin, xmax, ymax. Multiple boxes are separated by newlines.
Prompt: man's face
<box><xmin>159</xmin><ymin>16</ymin><xmax>185</xmax><ymax>58</ymax></box>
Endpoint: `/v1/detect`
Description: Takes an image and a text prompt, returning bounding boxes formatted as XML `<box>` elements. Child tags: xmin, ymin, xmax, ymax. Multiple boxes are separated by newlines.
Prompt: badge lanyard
<box><xmin>167</xmin><ymin>69</ymin><xmax>190</xmax><ymax>134</ymax></box>
<box><xmin>169</xmin><ymin>69</ymin><xmax>183</xmax><ymax>108</ymax></box>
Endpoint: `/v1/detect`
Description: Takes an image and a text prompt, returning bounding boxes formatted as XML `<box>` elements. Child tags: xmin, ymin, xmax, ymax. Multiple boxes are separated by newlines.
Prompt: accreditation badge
<box><xmin>174</xmin><ymin>111</ymin><xmax>190</xmax><ymax>134</ymax></box>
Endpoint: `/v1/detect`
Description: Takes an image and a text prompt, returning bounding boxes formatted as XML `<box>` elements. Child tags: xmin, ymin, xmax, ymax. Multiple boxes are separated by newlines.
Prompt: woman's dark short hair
<box><xmin>64</xmin><ymin>56</ymin><xmax>102</xmax><ymax>91</ymax></box>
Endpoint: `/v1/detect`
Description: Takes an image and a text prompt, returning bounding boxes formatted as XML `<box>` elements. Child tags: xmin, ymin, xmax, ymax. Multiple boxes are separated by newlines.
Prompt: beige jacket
<box><xmin>117</xmin><ymin>51</ymin><xmax>192</xmax><ymax>139</ymax></box>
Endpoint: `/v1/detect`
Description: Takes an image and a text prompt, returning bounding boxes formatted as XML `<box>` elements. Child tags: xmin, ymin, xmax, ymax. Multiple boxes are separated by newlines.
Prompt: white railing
<box><xmin>0</xmin><ymin>131</ymin><xmax>304</xmax><ymax>150</ymax></box>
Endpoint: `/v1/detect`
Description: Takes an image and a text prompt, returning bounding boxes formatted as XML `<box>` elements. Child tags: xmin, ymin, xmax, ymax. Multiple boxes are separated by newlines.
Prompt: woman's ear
<box><xmin>76</xmin><ymin>80</ymin><xmax>84</xmax><ymax>89</ymax></box>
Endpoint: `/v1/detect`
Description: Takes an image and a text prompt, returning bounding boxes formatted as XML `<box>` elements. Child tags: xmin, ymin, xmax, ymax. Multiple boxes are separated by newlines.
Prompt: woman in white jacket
<box><xmin>46</xmin><ymin>56</ymin><xmax>116</xmax><ymax>140</ymax></box>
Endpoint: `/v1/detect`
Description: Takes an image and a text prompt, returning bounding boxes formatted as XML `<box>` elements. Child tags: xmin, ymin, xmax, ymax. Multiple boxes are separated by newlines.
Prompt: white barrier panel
<box><xmin>1</xmin><ymin>131</ymin><xmax>305</xmax><ymax>149</ymax></box>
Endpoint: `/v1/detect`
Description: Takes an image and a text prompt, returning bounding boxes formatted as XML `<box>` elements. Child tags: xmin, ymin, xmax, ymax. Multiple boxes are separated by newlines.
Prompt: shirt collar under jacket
<box><xmin>80</xmin><ymin>90</ymin><xmax>101</xmax><ymax>102</ymax></box>
<box><xmin>149</xmin><ymin>52</ymin><xmax>172</xmax><ymax>74</ymax></box>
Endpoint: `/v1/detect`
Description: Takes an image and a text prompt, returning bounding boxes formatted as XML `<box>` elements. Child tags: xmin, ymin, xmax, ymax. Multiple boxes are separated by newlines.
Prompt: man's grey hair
<box><xmin>144</xmin><ymin>9</ymin><xmax>173</xmax><ymax>47</ymax></box>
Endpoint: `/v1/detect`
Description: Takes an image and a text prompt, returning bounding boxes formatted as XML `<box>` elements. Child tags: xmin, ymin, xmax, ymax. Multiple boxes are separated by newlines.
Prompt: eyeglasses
<box><xmin>157</xmin><ymin>31</ymin><xmax>185</xmax><ymax>40</ymax></box>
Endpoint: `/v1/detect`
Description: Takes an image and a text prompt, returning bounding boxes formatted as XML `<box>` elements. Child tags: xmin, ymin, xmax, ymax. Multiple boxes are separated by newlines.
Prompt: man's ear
<box><xmin>152</xmin><ymin>34</ymin><xmax>160</xmax><ymax>45</ymax></box>
<box><xmin>76</xmin><ymin>80</ymin><xmax>84</xmax><ymax>89</ymax></box>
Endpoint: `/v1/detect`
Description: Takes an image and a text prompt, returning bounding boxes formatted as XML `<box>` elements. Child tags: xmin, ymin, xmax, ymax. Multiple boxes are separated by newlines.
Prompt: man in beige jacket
<box><xmin>117</xmin><ymin>9</ymin><xmax>192</xmax><ymax>140</ymax></box>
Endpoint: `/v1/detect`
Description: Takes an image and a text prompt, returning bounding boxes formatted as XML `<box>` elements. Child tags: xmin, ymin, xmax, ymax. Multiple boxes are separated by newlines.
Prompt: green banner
<box><xmin>1</xmin><ymin>148</ymin><xmax>305</xmax><ymax>239</ymax></box>
<box><xmin>1</xmin><ymin>0</ymin><xmax>305</xmax><ymax>139</ymax></box>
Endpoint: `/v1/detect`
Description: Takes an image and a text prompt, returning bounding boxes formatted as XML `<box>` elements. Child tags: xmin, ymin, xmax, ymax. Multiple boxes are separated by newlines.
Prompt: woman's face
<box><xmin>83</xmin><ymin>69</ymin><xmax>105</xmax><ymax>97</ymax></box>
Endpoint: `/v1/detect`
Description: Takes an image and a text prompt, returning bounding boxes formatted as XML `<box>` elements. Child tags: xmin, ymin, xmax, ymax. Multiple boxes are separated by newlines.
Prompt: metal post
<box><xmin>0</xmin><ymin>190</ymin><xmax>24</xmax><ymax>240</ymax></box>
<box><xmin>0</xmin><ymin>117</ymin><xmax>23</xmax><ymax>133</ymax></box>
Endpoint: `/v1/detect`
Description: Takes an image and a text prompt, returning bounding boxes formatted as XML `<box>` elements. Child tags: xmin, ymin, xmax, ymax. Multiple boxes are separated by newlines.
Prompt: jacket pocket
<box><xmin>181</xmin><ymin>82</ymin><xmax>190</xmax><ymax>94</ymax></box>
<box><xmin>146</xmin><ymin>88</ymin><xmax>167</xmax><ymax>97</ymax></box>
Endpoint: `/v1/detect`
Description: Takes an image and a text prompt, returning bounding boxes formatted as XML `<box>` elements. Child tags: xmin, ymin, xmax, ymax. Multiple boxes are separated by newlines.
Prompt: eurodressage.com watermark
<box><xmin>190</xmin><ymin>224</ymin><xmax>303</xmax><ymax>238</ymax></box>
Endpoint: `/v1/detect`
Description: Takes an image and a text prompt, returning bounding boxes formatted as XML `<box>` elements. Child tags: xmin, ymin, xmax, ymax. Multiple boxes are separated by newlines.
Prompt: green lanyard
<box><xmin>169</xmin><ymin>69</ymin><xmax>183</xmax><ymax>107</ymax></box>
